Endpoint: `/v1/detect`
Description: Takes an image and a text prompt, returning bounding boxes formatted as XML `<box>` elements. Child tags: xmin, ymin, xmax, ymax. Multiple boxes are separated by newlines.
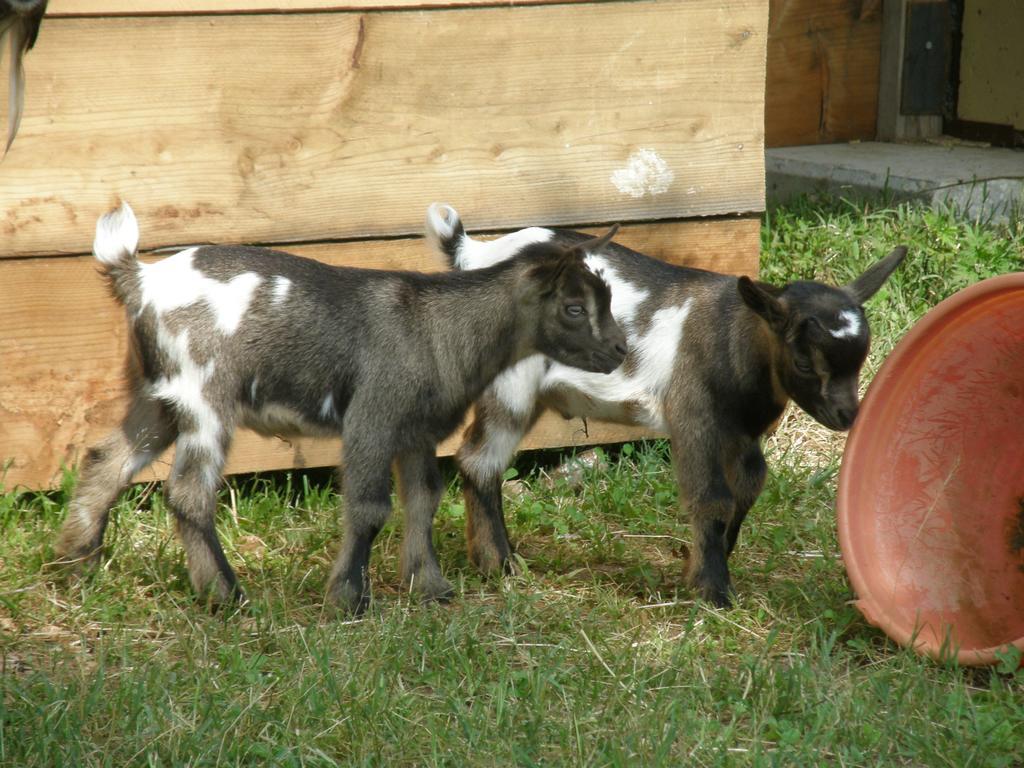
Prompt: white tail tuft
<box><xmin>93</xmin><ymin>202</ymin><xmax>140</xmax><ymax>265</ymax></box>
<box><xmin>425</xmin><ymin>203</ymin><xmax>463</xmax><ymax>263</ymax></box>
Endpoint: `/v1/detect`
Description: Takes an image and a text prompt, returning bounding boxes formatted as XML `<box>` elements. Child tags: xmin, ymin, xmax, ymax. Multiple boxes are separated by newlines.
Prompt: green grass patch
<box><xmin>2</xmin><ymin>199</ymin><xmax>1022</xmax><ymax>766</ymax></box>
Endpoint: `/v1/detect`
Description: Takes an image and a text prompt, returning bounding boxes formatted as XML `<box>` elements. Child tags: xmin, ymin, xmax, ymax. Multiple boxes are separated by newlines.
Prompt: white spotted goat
<box><xmin>55</xmin><ymin>203</ymin><xmax>627</xmax><ymax>613</ymax></box>
<box><xmin>425</xmin><ymin>203</ymin><xmax>907</xmax><ymax>607</ymax></box>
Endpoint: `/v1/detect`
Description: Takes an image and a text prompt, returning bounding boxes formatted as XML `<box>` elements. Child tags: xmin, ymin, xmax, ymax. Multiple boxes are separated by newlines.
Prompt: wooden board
<box><xmin>3</xmin><ymin>0</ymin><xmax>767</xmax><ymax>258</ymax></box>
<box><xmin>47</xmin><ymin>0</ymin><xmax>588</xmax><ymax>13</ymax></box>
<box><xmin>0</xmin><ymin>218</ymin><xmax>760</xmax><ymax>490</ymax></box>
<box><xmin>765</xmin><ymin>0</ymin><xmax>882</xmax><ymax>147</ymax></box>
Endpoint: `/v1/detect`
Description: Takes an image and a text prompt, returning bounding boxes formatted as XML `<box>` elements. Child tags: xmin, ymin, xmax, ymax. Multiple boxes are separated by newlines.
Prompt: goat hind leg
<box><xmin>55</xmin><ymin>395</ymin><xmax>177</xmax><ymax>568</ymax></box>
<box><xmin>166</xmin><ymin>431</ymin><xmax>241</xmax><ymax>605</ymax></box>
<box><xmin>396</xmin><ymin>449</ymin><xmax>452</xmax><ymax>602</ymax></box>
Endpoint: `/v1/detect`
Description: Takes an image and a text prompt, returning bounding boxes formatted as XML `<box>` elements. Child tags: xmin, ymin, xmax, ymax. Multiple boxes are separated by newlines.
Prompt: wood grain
<box><xmin>0</xmin><ymin>218</ymin><xmax>759</xmax><ymax>489</ymax></box>
<box><xmin>3</xmin><ymin>0</ymin><xmax>766</xmax><ymax>258</ymax></box>
<box><xmin>47</xmin><ymin>0</ymin><xmax>589</xmax><ymax>13</ymax></box>
<box><xmin>765</xmin><ymin>0</ymin><xmax>881</xmax><ymax>147</ymax></box>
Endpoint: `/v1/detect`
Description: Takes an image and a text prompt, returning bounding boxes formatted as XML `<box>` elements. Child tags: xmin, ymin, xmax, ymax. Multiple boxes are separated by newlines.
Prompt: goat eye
<box><xmin>564</xmin><ymin>304</ymin><xmax>585</xmax><ymax>318</ymax></box>
<box><xmin>794</xmin><ymin>358</ymin><xmax>815</xmax><ymax>375</ymax></box>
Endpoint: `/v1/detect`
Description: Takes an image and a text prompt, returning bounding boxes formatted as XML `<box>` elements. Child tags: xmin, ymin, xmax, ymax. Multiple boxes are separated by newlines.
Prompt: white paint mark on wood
<box><xmin>611</xmin><ymin>148</ymin><xmax>675</xmax><ymax>198</ymax></box>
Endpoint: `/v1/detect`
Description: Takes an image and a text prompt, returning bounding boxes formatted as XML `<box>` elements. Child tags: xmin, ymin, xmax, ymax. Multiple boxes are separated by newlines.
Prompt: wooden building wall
<box><xmin>766</xmin><ymin>0</ymin><xmax>882</xmax><ymax>147</ymax></box>
<box><xmin>0</xmin><ymin>0</ymin><xmax>766</xmax><ymax>489</ymax></box>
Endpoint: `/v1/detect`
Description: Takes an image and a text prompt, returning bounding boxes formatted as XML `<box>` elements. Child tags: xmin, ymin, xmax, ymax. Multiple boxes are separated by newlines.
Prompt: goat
<box><xmin>54</xmin><ymin>202</ymin><xmax>627</xmax><ymax>614</ymax></box>
<box><xmin>425</xmin><ymin>203</ymin><xmax>907</xmax><ymax>608</ymax></box>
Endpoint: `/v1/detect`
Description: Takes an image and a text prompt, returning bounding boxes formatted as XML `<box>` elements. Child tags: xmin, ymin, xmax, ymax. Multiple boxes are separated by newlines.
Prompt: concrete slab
<box><xmin>767</xmin><ymin>141</ymin><xmax>1024</xmax><ymax>222</ymax></box>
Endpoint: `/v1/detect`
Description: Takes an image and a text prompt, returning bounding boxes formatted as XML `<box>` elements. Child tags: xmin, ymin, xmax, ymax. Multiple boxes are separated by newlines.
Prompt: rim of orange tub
<box><xmin>838</xmin><ymin>272</ymin><xmax>1024</xmax><ymax>667</ymax></box>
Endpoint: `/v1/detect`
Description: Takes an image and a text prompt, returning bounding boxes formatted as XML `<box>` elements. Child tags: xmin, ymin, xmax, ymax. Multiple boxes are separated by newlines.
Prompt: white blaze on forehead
<box><xmin>272</xmin><ymin>276</ymin><xmax>292</xmax><ymax>305</ymax></box>
<box><xmin>139</xmin><ymin>247</ymin><xmax>262</xmax><ymax>335</ymax></box>
<box><xmin>611</xmin><ymin>148</ymin><xmax>675</xmax><ymax>198</ymax></box>
<box><xmin>831</xmin><ymin>308</ymin><xmax>863</xmax><ymax>339</ymax></box>
<box><xmin>456</xmin><ymin>227</ymin><xmax>554</xmax><ymax>269</ymax></box>
<box><xmin>584</xmin><ymin>255</ymin><xmax>650</xmax><ymax>326</ymax></box>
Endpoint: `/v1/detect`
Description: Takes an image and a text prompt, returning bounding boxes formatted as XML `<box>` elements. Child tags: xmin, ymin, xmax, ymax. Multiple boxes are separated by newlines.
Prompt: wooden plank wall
<box><xmin>1</xmin><ymin>0</ymin><xmax>767</xmax><ymax>489</ymax></box>
<box><xmin>766</xmin><ymin>0</ymin><xmax>882</xmax><ymax>147</ymax></box>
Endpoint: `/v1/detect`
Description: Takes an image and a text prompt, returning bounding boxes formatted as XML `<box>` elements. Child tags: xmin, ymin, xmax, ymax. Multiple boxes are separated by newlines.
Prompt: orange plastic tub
<box><xmin>838</xmin><ymin>273</ymin><xmax>1024</xmax><ymax>666</ymax></box>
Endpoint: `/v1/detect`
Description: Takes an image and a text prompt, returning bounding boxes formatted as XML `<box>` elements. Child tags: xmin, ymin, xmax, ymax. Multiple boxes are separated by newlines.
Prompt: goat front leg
<box><xmin>724</xmin><ymin>442</ymin><xmax>767</xmax><ymax>557</ymax></box>
<box><xmin>327</xmin><ymin>437</ymin><xmax>394</xmax><ymax>615</ymax></box>
<box><xmin>396</xmin><ymin>449</ymin><xmax>452</xmax><ymax>603</ymax></box>
<box><xmin>457</xmin><ymin>394</ymin><xmax>538</xmax><ymax>575</ymax></box>
<box><xmin>165</xmin><ymin>430</ymin><xmax>241</xmax><ymax>606</ymax></box>
<box><xmin>55</xmin><ymin>394</ymin><xmax>177</xmax><ymax>570</ymax></box>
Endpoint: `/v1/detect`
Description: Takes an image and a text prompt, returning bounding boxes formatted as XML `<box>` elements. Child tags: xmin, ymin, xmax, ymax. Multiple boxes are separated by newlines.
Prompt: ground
<box><xmin>1</xmin><ymin>197</ymin><xmax>1022</xmax><ymax>766</ymax></box>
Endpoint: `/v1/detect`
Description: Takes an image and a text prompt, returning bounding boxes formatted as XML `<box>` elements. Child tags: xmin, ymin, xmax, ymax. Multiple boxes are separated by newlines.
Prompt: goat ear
<box><xmin>845</xmin><ymin>246</ymin><xmax>908</xmax><ymax>304</ymax></box>
<box><xmin>527</xmin><ymin>252</ymin><xmax>574</xmax><ymax>290</ymax></box>
<box><xmin>573</xmin><ymin>223</ymin><xmax>620</xmax><ymax>256</ymax></box>
<box><xmin>738</xmin><ymin>276</ymin><xmax>788</xmax><ymax>331</ymax></box>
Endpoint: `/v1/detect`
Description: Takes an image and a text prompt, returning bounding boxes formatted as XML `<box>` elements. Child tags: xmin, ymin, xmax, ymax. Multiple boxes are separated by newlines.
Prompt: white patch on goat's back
<box><xmin>540</xmin><ymin>299</ymin><xmax>692</xmax><ymax>432</ymax></box>
<box><xmin>611</xmin><ymin>149</ymin><xmax>675</xmax><ymax>198</ymax></box>
<box><xmin>831</xmin><ymin>309</ymin><xmax>862</xmax><ymax>339</ymax></box>
<box><xmin>456</xmin><ymin>227</ymin><xmax>553</xmax><ymax>269</ymax></box>
<box><xmin>138</xmin><ymin>247</ymin><xmax>262</xmax><ymax>334</ymax></box>
<box><xmin>213</xmin><ymin>272</ymin><xmax>262</xmax><ymax>334</ymax></box>
<box><xmin>584</xmin><ymin>255</ymin><xmax>650</xmax><ymax>326</ymax></box>
<box><xmin>272</xmin><ymin>276</ymin><xmax>292</xmax><ymax>306</ymax></box>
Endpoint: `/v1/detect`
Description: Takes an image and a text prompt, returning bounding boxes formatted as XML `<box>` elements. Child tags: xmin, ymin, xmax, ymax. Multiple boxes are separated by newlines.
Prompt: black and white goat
<box><xmin>425</xmin><ymin>203</ymin><xmax>907</xmax><ymax>607</ymax></box>
<box><xmin>55</xmin><ymin>203</ymin><xmax>627</xmax><ymax>613</ymax></box>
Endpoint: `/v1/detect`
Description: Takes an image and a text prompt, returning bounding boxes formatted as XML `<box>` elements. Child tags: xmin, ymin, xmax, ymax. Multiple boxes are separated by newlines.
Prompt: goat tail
<box><xmin>425</xmin><ymin>203</ymin><xmax>467</xmax><ymax>269</ymax></box>
<box><xmin>93</xmin><ymin>201</ymin><xmax>143</xmax><ymax>309</ymax></box>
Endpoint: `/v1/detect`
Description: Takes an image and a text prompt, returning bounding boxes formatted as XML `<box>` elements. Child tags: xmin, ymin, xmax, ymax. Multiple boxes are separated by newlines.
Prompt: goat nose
<box><xmin>837</xmin><ymin>406</ymin><xmax>857</xmax><ymax>428</ymax></box>
<box><xmin>614</xmin><ymin>341</ymin><xmax>628</xmax><ymax>357</ymax></box>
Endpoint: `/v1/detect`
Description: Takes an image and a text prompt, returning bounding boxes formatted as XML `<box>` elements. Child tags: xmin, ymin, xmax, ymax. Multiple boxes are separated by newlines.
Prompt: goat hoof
<box><xmin>195</xmin><ymin>580</ymin><xmax>246</xmax><ymax>612</ymax></box>
<box><xmin>468</xmin><ymin>541</ymin><xmax>514</xmax><ymax>577</ymax></box>
<box><xmin>49</xmin><ymin>544</ymin><xmax>103</xmax><ymax>574</ymax></box>
<box><xmin>690</xmin><ymin>573</ymin><xmax>733</xmax><ymax>609</ymax></box>
<box><xmin>327</xmin><ymin>578</ymin><xmax>370</xmax><ymax>617</ymax></box>
<box><xmin>698</xmin><ymin>584</ymin><xmax>733</xmax><ymax>609</ymax></box>
<box><xmin>406</xmin><ymin>571</ymin><xmax>454</xmax><ymax>603</ymax></box>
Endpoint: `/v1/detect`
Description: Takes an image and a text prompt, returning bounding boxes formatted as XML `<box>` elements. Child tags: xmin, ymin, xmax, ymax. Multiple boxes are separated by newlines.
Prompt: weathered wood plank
<box><xmin>2</xmin><ymin>0</ymin><xmax>766</xmax><ymax>258</ymax></box>
<box><xmin>765</xmin><ymin>0</ymin><xmax>881</xmax><ymax>147</ymax></box>
<box><xmin>0</xmin><ymin>218</ymin><xmax>760</xmax><ymax>489</ymax></box>
<box><xmin>47</xmin><ymin>0</ymin><xmax>587</xmax><ymax>14</ymax></box>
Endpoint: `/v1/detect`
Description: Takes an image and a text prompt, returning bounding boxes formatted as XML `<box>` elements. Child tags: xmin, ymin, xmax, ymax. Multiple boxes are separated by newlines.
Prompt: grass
<box><xmin>2</xmin><ymin>197</ymin><xmax>1023</xmax><ymax>766</ymax></box>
